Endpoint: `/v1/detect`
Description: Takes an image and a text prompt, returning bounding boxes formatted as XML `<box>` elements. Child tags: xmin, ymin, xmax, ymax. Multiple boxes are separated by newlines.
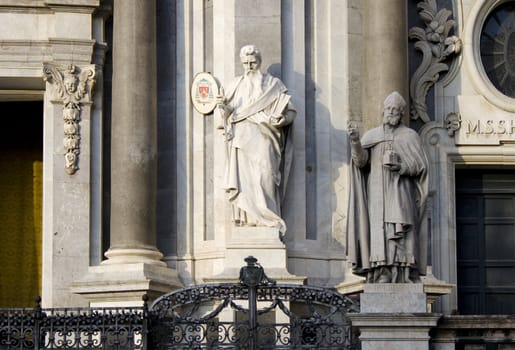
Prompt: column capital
<box><xmin>43</xmin><ymin>63</ymin><xmax>96</xmax><ymax>104</ymax></box>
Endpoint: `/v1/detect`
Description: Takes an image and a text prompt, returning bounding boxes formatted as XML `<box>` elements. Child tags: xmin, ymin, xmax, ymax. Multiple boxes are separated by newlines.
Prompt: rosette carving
<box><xmin>409</xmin><ymin>0</ymin><xmax>462</xmax><ymax>123</ymax></box>
<box><xmin>43</xmin><ymin>64</ymin><xmax>96</xmax><ymax>174</ymax></box>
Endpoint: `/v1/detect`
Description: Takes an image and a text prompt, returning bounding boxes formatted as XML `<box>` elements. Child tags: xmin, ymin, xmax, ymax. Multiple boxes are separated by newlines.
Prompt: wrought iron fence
<box><xmin>0</xmin><ymin>297</ymin><xmax>145</xmax><ymax>349</ymax></box>
<box><xmin>1</xmin><ymin>257</ymin><xmax>360</xmax><ymax>349</ymax></box>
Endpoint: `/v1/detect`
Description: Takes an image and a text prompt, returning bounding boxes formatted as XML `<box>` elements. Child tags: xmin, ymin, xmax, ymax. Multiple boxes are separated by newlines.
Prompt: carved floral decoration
<box><xmin>43</xmin><ymin>64</ymin><xmax>96</xmax><ymax>175</ymax></box>
<box><xmin>409</xmin><ymin>0</ymin><xmax>462</xmax><ymax>123</ymax></box>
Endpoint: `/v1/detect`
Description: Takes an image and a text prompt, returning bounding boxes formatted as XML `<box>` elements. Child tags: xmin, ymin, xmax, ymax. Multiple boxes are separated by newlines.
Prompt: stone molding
<box><xmin>0</xmin><ymin>39</ymin><xmax>96</xmax><ymax>70</ymax></box>
<box><xmin>409</xmin><ymin>0</ymin><xmax>462</xmax><ymax>123</ymax></box>
<box><xmin>43</xmin><ymin>62</ymin><xmax>96</xmax><ymax>174</ymax></box>
<box><xmin>0</xmin><ymin>0</ymin><xmax>100</xmax><ymax>9</ymax></box>
<box><xmin>71</xmin><ymin>263</ymin><xmax>183</xmax><ymax>307</ymax></box>
<box><xmin>349</xmin><ymin>313</ymin><xmax>441</xmax><ymax>346</ymax></box>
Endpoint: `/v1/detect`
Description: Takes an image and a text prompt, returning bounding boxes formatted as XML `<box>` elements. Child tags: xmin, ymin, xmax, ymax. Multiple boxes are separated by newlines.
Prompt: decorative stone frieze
<box><xmin>43</xmin><ymin>63</ymin><xmax>96</xmax><ymax>174</ymax></box>
<box><xmin>409</xmin><ymin>0</ymin><xmax>462</xmax><ymax>123</ymax></box>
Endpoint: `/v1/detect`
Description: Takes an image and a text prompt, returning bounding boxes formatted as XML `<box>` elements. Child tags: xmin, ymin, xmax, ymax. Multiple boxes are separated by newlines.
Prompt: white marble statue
<box><xmin>347</xmin><ymin>91</ymin><xmax>429</xmax><ymax>283</ymax></box>
<box><xmin>215</xmin><ymin>45</ymin><xmax>296</xmax><ymax>233</ymax></box>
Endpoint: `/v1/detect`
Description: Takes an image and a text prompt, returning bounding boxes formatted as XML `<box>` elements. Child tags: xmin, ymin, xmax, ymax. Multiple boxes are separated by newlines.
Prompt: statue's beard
<box><xmin>242</xmin><ymin>70</ymin><xmax>263</xmax><ymax>102</ymax></box>
<box><xmin>383</xmin><ymin>114</ymin><xmax>401</xmax><ymax>127</ymax></box>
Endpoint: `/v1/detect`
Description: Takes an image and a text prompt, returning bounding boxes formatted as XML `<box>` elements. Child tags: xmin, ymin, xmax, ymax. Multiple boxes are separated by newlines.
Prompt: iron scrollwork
<box><xmin>149</xmin><ymin>256</ymin><xmax>360</xmax><ymax>349</ymax></box>
<box><xmin>1</xmin><ymin>258</ymin><xmax>360</xmax><ymax>349</ymax></box>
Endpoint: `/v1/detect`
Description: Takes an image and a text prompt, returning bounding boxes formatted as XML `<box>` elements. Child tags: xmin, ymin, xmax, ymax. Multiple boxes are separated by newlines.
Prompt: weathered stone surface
<box><xmin>360</xmin><ymin>283</ymin><xmax>427</xmax><ymax>313</ymax></box>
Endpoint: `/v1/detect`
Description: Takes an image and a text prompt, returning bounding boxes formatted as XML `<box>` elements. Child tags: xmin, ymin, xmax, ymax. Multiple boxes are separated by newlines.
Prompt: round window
<box><xmin>480</xmin><ymin>1</ymin><xmax>515</xmax><ymax>98</ymax></box>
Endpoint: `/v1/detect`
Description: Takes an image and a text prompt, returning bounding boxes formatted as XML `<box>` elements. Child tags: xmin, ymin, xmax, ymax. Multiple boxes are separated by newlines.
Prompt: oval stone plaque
<box><xmin>191</xmin><ymin>72</ymin><xmax>219</xmax><ymax>114</ymax></box>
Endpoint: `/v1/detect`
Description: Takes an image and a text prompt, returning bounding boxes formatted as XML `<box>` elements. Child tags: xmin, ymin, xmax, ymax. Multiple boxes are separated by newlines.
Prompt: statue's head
<box><xmin>382</xmin><ymin>91</ymin><xmax>406</xmax><ymax>127</ymax></box>
<box><xmin>63</xmin><ymin>65</ymin><xmax>78</xmax><ymax>94</ymax></box>
<box><xmin>239</xmin><ymin>45</ymin><xmax>262</xmax><ymax>75</ymax></box>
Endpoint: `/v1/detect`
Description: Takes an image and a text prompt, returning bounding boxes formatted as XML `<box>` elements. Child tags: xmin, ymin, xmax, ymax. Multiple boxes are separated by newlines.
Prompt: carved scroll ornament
<box><xmin>409</xmin><ymin>0</ymin><xmax>462</xmax><ymax>123</ymax></box>
<box><xmin>43</xmin><ymin>64</ymin><xmax>96</xmax><ymax>175</ymax></box>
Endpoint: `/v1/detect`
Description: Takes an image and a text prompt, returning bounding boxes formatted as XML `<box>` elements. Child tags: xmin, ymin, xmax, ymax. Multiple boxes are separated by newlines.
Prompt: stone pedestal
<box><xmin>349</xmin><ymin>313</ymin><xmax>441</xmax><ymax>350</ymax></box>
<box><xmin>361</xmin><ymin>284</ymin><xmax>427</xmax><ymax>313</ymax></box>
<box><xmin>71</xmin><ymin>263</ymin><xmax>182</xmax><ymax>307</ymax></box>
<box><xmin>204</xmin><ymin>227</ymin><xmax>305</xmax><ymax>284</ymax></box>
<box><xmin>348</xmin><ymin>284</ymin><xmax>441</xmax><ymax>350</ymax></box>
<box><xmin>337</xmin><ymin>267</ymin><xmax>454</xmax><ymax>311</ymax></box>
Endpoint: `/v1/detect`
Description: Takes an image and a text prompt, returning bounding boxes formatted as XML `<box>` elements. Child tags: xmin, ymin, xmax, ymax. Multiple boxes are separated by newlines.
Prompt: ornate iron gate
<box><xmin>1</xmin><ymin>257</ymin><xmax>360</xmax><ymax>349</ymax></box>
<box><xmin>149</xmin><ymin>256</ymin><xmax>360</xmax><ymax>349</ymax></box>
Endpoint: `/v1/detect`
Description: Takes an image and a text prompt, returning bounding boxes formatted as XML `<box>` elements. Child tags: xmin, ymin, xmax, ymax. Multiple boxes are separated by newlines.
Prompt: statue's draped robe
<box><xmin>347</xmin><ymin>124</ymin><xmax>429</xmax><ymax>276</ymax></box>
<box><xmin>220</xmin><ymin>73</ymin><xmax>294</xmax><ymax>233</ymax></box>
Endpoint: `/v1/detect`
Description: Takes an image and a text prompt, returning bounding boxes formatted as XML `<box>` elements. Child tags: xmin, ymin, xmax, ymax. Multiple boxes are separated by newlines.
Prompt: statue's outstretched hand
<box><xmin>348</xmin><ymin>123</ymin><xmax>360</xmax><ymax>143</ymax></box>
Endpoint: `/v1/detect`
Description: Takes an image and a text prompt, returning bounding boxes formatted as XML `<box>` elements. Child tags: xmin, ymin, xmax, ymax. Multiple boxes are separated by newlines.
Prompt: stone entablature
<box><xmin>0</xmin><ymin>1</ymin><xmax>107</xmax><ymax>76</ymax></box>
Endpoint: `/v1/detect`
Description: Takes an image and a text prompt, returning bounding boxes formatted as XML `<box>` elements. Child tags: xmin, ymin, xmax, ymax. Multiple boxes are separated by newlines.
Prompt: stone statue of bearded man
<box><xmin>216</xmin><ymin>45</ymin><xmax>296</xmax><ymax>234</ymax></box>
<box><xmin>347</xmin><ymin>91</ymin><xmax>429</xmax><ymax>283</ymax></box>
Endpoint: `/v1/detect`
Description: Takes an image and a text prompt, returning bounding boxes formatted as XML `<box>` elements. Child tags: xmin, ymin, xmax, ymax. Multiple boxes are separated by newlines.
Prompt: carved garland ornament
<box><xmin>43</xmin><ymin>64</ymin><xmax>96</xmax><ymax>175</ymax></box>
<box><xmin>409</xmin><ymin>0</ymin><xmax>462</xmax><ymax>123</ymax></box>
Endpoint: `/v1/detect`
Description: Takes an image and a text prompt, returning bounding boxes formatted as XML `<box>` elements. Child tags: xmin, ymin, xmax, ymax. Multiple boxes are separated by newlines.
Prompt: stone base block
<box><xmin>70</xmin><ymin>263</ymin><xmax>182</xmax><ymax>307</ymax></box>
<box><xmin>361</xmin><ymin>283</ymin><xmax>427</xmax><ymax>313</ymax></box>
<box><xmin>337</xmin><ymin>267</ymin><xmax>454</xmax><ymax>311</ymax></box>
<box><xmin>349</xmin><ymin>313</ymin><xmax>441</xmax><ymax>350</ymax></box>
<box><xmin>205</xmin><ymin>226</ymin><xmax>305</xmax><ymax>284</ymax></box>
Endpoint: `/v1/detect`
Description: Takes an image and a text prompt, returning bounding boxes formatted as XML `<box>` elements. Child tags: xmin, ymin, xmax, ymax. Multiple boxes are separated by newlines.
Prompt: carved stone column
<box><xmin>72</xmin><ymin>0</ymin><xmax>181</xmax><ymax>305</ymax></box>
<box><xmin>104</xmin><ymin>0</ymin><xmax>162</xmax><ymax>265</ymax></box>
<box><xmin>362</xmin><ymin>0</ymin><xmax>409</xmax><ymax>129</ymax></box>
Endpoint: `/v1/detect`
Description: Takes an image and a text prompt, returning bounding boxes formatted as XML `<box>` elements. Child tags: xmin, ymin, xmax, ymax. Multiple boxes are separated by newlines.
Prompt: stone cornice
<box><xmin>0</xmin><ymin>39</ymin><xmax>96</xmax><ymax>67</ymax></box>
<box><xmin>45</xmin><ymin>0</ymin><xmax>100</xmax><ymax>14</ymax></box>
<box><xmin>0</xmin><ymin>0</ymin><xmax>101</xmax><ymax>13</ymax></box>
<box><xmin>49</xmin><ymin>38</ymin><xmax>97</xmax><ymax>64</ymax></box>
<box><xmin>45</xmin><ymin>0</ymin><xmax>99</xmax><ymax>5</ymax></box>
<box><xmin>0</xmin><ymin>1</ymin><xmax>48</xmax><ymax>9</ymax></box>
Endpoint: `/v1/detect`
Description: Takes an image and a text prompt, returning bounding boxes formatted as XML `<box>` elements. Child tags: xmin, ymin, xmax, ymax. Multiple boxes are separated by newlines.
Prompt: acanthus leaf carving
<box><xmin>409</xmin><ymin>0</ymin><xmax>462</xmax><ymax>123</ymax></box>
<box><xmin>43</xmin><ymin>63</ymin><xmax>96</xmax><ymax>175</ymax></box>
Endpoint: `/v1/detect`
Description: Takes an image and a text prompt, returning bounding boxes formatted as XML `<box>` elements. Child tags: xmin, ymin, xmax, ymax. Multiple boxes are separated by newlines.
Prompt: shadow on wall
<box><xmin>268</xmin><ymin>63</ymin><xmax>352</xmax><ymax>287</ymax></box>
